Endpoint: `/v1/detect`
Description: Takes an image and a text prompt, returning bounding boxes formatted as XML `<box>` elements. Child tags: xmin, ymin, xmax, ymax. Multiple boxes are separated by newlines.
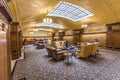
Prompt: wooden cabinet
<box><xmin>10</xmin><ymin>22</ymin><xmax>21</xmax><ymax>59</ymax></box>
<box><xmin>107</xmin><ymin>23</ymin><xmax>120</xmax><ymax>48</ymax></box>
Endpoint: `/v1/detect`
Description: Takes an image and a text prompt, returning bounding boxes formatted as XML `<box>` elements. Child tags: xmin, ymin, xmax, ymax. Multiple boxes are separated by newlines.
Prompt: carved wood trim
<box><xmin>0</xmin><ymin>0</ymin><xmax>13</xmax><ymax>21</ymax></box>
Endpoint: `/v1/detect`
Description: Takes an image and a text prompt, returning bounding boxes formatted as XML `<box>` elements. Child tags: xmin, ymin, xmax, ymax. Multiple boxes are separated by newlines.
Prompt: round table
<box><xmin>64</xmin><ymin>52</ymin><xmax>72</xmax><ymax>63</ymax></box>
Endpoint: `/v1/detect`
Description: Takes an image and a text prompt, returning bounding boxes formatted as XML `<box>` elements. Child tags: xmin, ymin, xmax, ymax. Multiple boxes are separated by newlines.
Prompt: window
<box><xmin>48</xmin><ymin>1</ymin><xmax>93</xmax><ymax>21</ymax></box>
<box><xmin>37</xmin><ymin>23</ymin><xmax>62</xmax><ymax>28</ymax></box>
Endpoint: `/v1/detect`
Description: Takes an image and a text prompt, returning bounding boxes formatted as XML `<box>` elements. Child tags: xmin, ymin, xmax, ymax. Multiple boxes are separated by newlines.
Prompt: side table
<box><xmin>64</xmin><ymin>52</ymin><xmax>72</xmax><ymax>63</ymax></box>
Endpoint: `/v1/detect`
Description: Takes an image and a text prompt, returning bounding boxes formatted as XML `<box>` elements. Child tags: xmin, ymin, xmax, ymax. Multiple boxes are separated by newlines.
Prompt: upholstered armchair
<box><xmin>51</xmin><ymin>48</ymin><xmax>67</xmax><ymax>60</ymax></box>
<box><xmin>45</xmin><ymin>46</ymin><xmax>53</xmax><ymax>57</ymax></box>
<box><xmin>90</xmin><ymin>43</ymin><xmax>99</xmax><ymax>55</ymax></box>
<box><xmin>76</xmin><ymin>44</ymin><xmax>93</xmax><ymax>58</ymax></box>
<box><xmin>36</xmin><ymin>44</ymin><xmax>44</xmax><ymax>49</ymax></box>
<box><xmin>50</xmin><ymin>41</ymin><xmax>56</xmax><ymax>47</ymax></box>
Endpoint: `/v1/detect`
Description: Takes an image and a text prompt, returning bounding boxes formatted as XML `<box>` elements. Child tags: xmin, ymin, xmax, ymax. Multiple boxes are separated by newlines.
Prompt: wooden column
<box><xmin>0</xmin><ymin>24</ymin><xmax>11</xmax><ymax>80</ymax></box>
<box><xmin>73</xmin><ymin>29</ymin><xmax>84</xmax><ymax>45</ymax></box>
<box><xmin>10</xmin><ymin>22</ymin><xmax>20</xmax><ymax>59</ymax></box>
<box><xmin>0</xmin><ymin>1</ymin><xmax>13</xmax><ymax>80</ymax></box>
<box><xmin>18</xmin><ymin>31</ymin><xmax>23</xmax><ymax>56</ymax></box>
<box><xmin>52</xmin><ymin>33</ymin><xmax>55</xmax><ymax>40</ymax></box>
<box><xmin>59</xmin><ymin>32</ymin><xmax>65</xmax><ymax>41</ymax></box>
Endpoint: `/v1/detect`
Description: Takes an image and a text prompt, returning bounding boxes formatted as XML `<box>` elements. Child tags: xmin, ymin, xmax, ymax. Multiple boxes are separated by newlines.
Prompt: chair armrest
<box><xmin>58</xmin><ymin>50</ymin><xmax>67</xmax><ymax>54</ymax></box>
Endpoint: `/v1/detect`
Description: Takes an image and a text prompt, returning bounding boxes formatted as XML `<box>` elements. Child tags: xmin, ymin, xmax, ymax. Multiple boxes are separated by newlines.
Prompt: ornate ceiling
<box><xmin>7</xmin><ymin>0</ymin><xmax>120</xmax><ymax>36</ymax></box>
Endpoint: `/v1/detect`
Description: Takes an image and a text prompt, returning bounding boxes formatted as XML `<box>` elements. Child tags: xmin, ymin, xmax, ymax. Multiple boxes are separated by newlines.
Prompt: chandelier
<box><xmin>33</xmin><ymin>29</ymin><xmax>38</xmax><ymax>32</ymax></box>
<box><xmin>29</xmin><ymin>32</ymin><xmax>34</xmax><ymax>34</ymax></box>
<box><xmin>81</xmin><ymin>19</ymin><xmax>88</xmax><ymax>28</ymax></box>
<box><xmin>81</xmin><ymin>24</ymin><xmax>88</xmax><ymax>28</ymax></box>
<box><xmin>43</xmin><ymin>18</ymin><xmax>52</xmax><ymax>24</ymax></box>
<box><xmin>43</xmin><ymin>10</ymin><xmax>53</xmax><ymax>24</ymax></box>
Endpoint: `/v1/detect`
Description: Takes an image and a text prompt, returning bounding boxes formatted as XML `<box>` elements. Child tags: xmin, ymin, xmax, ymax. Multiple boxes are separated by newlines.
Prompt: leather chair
<box><xmin>36</xmin><ymin>44</ymin><xmax>44</xmax><ymax>49</ymax></box>
<box><xmin>50</xmin><ymin>48</ymin><xmax>67</xmax><ymax>60</ymax></box>
<box><xmin>45</xmin><ymin>46</ymin><xmax>53</xmax><ymax>57</ymax></box>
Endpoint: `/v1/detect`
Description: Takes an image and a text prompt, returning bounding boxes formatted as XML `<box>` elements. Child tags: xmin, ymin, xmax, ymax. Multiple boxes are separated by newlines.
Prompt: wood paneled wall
<box><xmin>82</xmin><ymin>33</ymin><xmax>107</xmax><ymax>47</ymax></box>
<box><xmin>23</xmin><ymin>36</ymin><xmax>52</xmax><ymax>44</ymax></box>
<box><xmin>107</xmin><ymin>23</ymin><xmax>120</xmax><ymax>48</ymax></box>
<box><xmin>63</xmin><ymin>36</ymin><xmax>73</xmax><ymax>44</ymax></box>
<box><xmin>84</xmin><ymin>23</ymin><xmax>107</xmax><ymax>33</ymax></box>
<box><xmin>53</xmin><ymin>36</ymin><xmax>59</xmax><ymax>40</ymax></box>
<box><xmin>81</xmin><ymin>23</ymin><xmax>107</xmax><ymax>47</ymax></box>
<box><xmin>23</xmin><ymin>36</ymin><xmax>52</xmax><ymax>41</ymax></box>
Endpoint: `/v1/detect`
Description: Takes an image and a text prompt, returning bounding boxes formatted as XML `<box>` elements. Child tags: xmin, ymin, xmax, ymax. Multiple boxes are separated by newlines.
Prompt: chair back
<box><xmin>91</xmin><ymin>43</ymin><xmax>99</xmax><ymax>55</ymax></box>
<box><xmin>46</xmin><ymin>46</ymin><xmax>53</xmax><ymax>57</ymax></box>
<box><xmin>76</xmin><ymin>45</ymin><xmax>92</xmax><ymax>58</ymax></box>
<box><xmin>50</xmin><ymin>47</ymin><xmax>57</xmax><ymax>59</ymax></box>
<box><xmin>51</xmin><ymin>41</ymin><xmax>56</xmax><ymax>47</ymax></box>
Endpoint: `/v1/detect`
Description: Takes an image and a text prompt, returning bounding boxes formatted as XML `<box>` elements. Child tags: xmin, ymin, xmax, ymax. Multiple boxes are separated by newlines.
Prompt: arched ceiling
<box><xmin>8</xmin><ymin>0</ymin><xmax>120</xmax><ymax>36</ymax></box>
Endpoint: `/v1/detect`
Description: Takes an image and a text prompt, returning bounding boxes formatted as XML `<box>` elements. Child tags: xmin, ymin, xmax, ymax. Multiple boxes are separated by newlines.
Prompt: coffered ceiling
<box><xmin>7</xmin><ymin>0</ymin><xmax>120</xmax><ymax>36</ymax></box>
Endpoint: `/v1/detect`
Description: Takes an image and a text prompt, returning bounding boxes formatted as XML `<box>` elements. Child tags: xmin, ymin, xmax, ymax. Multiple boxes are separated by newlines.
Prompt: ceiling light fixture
<box><xmin>33</xmin><ymin>29</ymin><xmax>38</xmax><ymax>32</ymax></box>
<box><xmin>81</xmin><ymin>19</ymin><xmax>88</xmax><ymax>28</ymax></box>
<box><xmin>29</xmin><ymin>32</ymin><xmax>34</xmax><ymax>34</ymax></box>
<box><xmin>49</xmin><ymin>33</ymin><xmax>52</xmax><ymax>34</ymax></box>
<box><xmin>43</xmin><ymin>10</ymin><xmax>53</xmax><ymax>24</ymax></box>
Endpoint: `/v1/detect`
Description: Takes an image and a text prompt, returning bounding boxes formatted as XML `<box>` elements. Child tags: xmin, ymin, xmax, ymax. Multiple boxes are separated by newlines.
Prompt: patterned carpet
<box><xmin>13</xmin><ymin>45</ymin><xmax>120</xmax><ymax>80</ymax></box>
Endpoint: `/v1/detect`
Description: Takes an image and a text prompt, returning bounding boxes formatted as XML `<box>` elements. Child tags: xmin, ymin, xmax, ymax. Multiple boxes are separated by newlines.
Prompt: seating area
<box><xmin>12</xmin><ymin>45</ymin><xmax>120</xmax><ymax>80</ymax></box>
<box><xmin>76</xmin><ymin>42</ymin><xmax>99</xmax><ymax>58</ymax></box>
<box><xmin>42</xmin><ymin>40</ymin><xmax>99</xmax><ymax>61</ymax></box>
<box><xmin>1</xmin><ymin>0</ymin><xmax>120</xmax><ymax>80</ymax></box>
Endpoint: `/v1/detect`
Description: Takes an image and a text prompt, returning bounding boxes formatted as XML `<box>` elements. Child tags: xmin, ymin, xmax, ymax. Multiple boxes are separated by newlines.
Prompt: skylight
<box><xmin>28</xmin><ymin>28</ymin><xmax>53</xmax><ymax>32</ymax></box>
<box><xmin>48</xmin><ymin>1</ymin><xmax>93</xmax><ymax>21</ymax></box>
<box><xmin>37</xmin><ymin>28</ymin><xmax>53</xmax><ymax>32</ymax></box>
<box><xmin>37</xmin><ymin>23</ymin><xmax>62</xmax><ymax>28</ymax></box>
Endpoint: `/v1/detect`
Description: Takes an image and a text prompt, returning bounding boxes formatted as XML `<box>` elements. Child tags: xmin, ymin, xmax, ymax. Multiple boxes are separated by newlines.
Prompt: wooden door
<box><xmin>113</xmin><ymin>32</ymin><xmax>120</xmax><ymax>48</ymax></box>
<box><xmin>106</xmin><ymin>32</ymin><xmax>114</xmax><ymax>47</ymax></box>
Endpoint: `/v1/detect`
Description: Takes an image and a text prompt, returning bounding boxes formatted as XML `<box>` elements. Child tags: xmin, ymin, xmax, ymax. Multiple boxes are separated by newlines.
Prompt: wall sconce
<box><xmin>0</xmin><ymin>23</ymin><xmax>7</xmax><ymax>32</ymax></box>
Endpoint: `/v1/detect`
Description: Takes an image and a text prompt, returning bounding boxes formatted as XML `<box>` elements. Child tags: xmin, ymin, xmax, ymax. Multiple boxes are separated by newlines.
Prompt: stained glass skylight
<box><xmin>48</xmin><ymin>1</ymin><xmax>93</xmax><ymax>21</ymax></box>
<box><xmin>36</xmin><ymin>22</ymin><xmax>62</xmax><ymax>28</ymax></box>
